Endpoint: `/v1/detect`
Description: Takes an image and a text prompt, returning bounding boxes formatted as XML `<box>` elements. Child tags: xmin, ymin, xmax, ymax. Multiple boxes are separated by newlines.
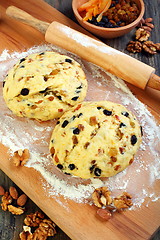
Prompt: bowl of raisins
<box><xmin>72</xmin><ymin>0</ymin><xmax>145</xmax><ymax>38</ymax></box>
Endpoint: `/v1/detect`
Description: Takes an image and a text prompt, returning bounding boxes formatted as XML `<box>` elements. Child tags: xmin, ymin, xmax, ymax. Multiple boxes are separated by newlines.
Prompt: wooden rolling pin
<box><xmin>6</xmin><ymin>6</ymin><xmax>160</xmax><ymax>91</ymax></box>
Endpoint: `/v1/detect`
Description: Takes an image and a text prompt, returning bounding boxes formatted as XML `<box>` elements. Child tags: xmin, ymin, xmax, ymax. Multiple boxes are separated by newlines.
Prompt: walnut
<box><xmin>21</xmin><ymin>215</ymin><xmax>56</xmax><ymax>240</ymax></box>
<box><xmin>135</xmin><ymin>28</ymin><xmax>150</xmax><ymax>42</ymax></box>
<box><xmin>12</xmin><ymin>149</ymin><xmax>30</xmax><ymax>167</ymax></box>
<box><xmin>33</xmin><ymin>219</ymin><xmax>56</xmax><ymax>239</ymax></box>
<box><xmin>126</xmin><ymin>41</ymin><xmax>142</xmax><ymax>53</ymax></box>
<box><xmin>8</xmin><ymin>205</ymin><xmax>24</xmax><ymax>215</ymax></box>
<box><xmin>1</xmin><ymin>192</ymin><xmax>12</xmax><ymax>211</ymax></box>
<box><xmin>155</xmin><ymin>43</ymin><xmax>160</xmax><ymax>51</ymax></box>
<box><xmin>19</xmin><ymin>226</ymin><xmax>33</xmax><ymax>240</ymax></box>
<box><xmin>142</xmin><ymin>41</ymin><xmax>157</xmax><ymax>54</ymax></box>
<box><xmin>24</xmin><ymin>211</ymin><xmax>45</xmax><ymax>227</ymax></box>
<box><xmin>92</xmin><ymin>187</ymin><xmax>112</xmax><ymax>208</ymax></box>
<box><xmin>113</xmin><ymin>192</ymin><xmax>133</xmax><ymax>210</ymax></box>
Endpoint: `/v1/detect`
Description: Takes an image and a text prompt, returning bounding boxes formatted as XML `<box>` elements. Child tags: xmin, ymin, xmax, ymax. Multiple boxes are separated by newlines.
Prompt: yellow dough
<box><xmin>49</xmin><ymin>101</ymin><xmax>142</xmax><ymax>179</ymax></box>
<box><xmin>3</xmin><ymin>51</ymin><xmax>87</xmax><ymax>121</ymax></box>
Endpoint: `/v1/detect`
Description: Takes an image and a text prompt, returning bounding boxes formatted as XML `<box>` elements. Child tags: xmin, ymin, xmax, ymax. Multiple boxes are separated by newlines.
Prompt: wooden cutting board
<box><xmin>0</xmin><ymin>1</ymin><xmax>160</xmax><ymax>240</ymax></box>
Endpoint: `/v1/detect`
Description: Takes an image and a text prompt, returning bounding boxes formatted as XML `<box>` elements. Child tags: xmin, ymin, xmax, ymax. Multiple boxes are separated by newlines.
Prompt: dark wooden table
<box><xmin>0</xmin><ymin>0</ymin><xmax>160</xmax><ymax>239</ymax></box>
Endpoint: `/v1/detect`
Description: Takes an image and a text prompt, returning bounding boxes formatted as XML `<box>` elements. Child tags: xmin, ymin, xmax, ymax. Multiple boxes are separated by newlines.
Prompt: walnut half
<box><xmin>92</xmin><ymin>187</ymin><xmax>112</xmax><ymax>208</ymax></box>
<box><xmin>11</xmin><ymin>149</ymin><xmax>30</xmax><ymax>167</ymax></box>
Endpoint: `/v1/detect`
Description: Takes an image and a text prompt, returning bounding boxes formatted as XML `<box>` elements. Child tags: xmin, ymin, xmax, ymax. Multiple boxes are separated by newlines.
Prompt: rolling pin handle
<box><xmin>147</xmin><ymin>73</ymin><xmax>160</xmax><ymax>91</ymax></box>
<box><xmin>6</xmin><ymin>6</ymin><xmax>49</xmax><ymax>34</ymax></box>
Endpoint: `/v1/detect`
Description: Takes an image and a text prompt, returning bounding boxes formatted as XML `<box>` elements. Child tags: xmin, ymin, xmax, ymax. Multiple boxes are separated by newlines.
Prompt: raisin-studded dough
<box><xmin>49</xmin><ymin>101</ymin><xmax>142</xmax><ymax>179</ymax></box>
<box><xmin>3</xmin><ymin>52</ymin><xmax>87</xmax><ymax>121</ymax></box>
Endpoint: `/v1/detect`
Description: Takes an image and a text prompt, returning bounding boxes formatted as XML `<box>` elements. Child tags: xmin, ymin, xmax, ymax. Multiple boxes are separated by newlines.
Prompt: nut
<box><xmin>142</xmin><ymin>41</ymin><xmax>157</xmax><ymax>54</ymax></box>
<box><xmin>9</xmin><ymin>186</ymin><xmax>19</xmax><ymax>199</ymax></box>
<box><xmin>24</xmin><ymin>211</ymin><xmax>45</xmax><ymax>227</ymax></box>
<box><xmin>126</xmin><ymin>41</ymin><xmax>142</xmax><ymax>53</ymax></box>
<box><xmin>19</xmin><ymin>232</ymin><xmax>33</xmax><ymax>240</ymax></box>
<box><xmin>92</xmin><ymin>187</ymin><xmax>112</xmax><ymax>208</ymax></box>
<box><xmin>17</xmin><ymin>194</ymin><xmax>28</xmax><ymax>207</ymax></box>
<box><xmin>12</xmin><ymin>149</ymin><xmax>30</xmax><ymax>167</ymax></box>
<box><xmin>20</xmin><ymin>211</ymin><xmax>57</xmax><ymax>240</ymax></box>
<box><xmin>113</xmin><ymin>192</ymin><xmax>133</xmax><ymax>210</ymax></box>
<box><xmin>0</xmin><ymin>186</ymin><xmax>5</xmax><ymax>195</ymax></box>
<box><xmin>8</xmin><ymin>205</ymin><xmax>24</xmax><ymax>215</ymax></box>
<box><xmin>135</xmin><ymin>28</ymin><xmax>150</xmax><ymax>42</ymax></box>
<box><xmin>33</xmin><ymin>219</ymin><xmax>56</xmax><ymax>239</ymax></box>
<box><xmin>96</xmin><ymin>208</ymin><xmax>112</xmax><ymax>220</ymax></box>
<box><xmin>1</xmin><ymin>192</ymin><xmax>12</xmax><ymax>211</ymax></box>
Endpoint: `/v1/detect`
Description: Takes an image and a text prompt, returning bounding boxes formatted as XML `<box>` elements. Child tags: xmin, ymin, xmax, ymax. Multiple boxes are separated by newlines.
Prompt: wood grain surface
<box><xmin>0</xmin><ymin>0</ymin><xmax>160</xmax><ymax>240</ymax></box>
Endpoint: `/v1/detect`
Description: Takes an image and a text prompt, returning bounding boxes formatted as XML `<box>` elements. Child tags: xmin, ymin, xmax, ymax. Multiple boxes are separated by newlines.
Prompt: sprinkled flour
<box><xmin>0</xmin><ymin>44</ymin><xmax>160</xmax><ymax>209</ymax></box>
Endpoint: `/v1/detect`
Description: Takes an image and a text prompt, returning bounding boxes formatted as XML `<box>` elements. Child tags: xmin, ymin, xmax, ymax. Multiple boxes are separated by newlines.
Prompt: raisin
<box><xmin>90</xmin><ymin>164</ymin><xmax>96</xmax><ymax>173</ymax></box>
<box><xmin>84</xmin><ymin>142</ymin><xmax>90</xmax><ymax>149</ymax></box>
<box><xmin>131</xmin><ymin>135</ymin><xmax>137</xmax><ymax>145</ymax></box>
<box><xmin>103</xmin><ymin>109</ymin><xmax>112</xmax><ymax>116</ymax></box>
<box><xmin>120</xmin><ymin>122</ymin><xmax>126</xmax><ymax>128</ymax></box>
<box><xmin>94</xmin><ymin>168</ymin><xmax>101</xmax><ymax>176</ymax></box>
<box><xmin>57</xmin><ymin>95</ymin><xmax>62</xmax><ymax>100</ymax></box>
<box><xmin>57</xmin><ymin>164</ymin><xmax>63</xmax><ymax>169</ymax></box>
<box><xmin>62</xmin><ymin>120</ymin><xmax>69</xmax><ymax>128</ymax></box>
<box><xmin>39</xmin><ymin>52</ymin><xmax>45</xmax><ymax>55</ymax></box>
<box><xmin>39</xmin><ymin>88</ymin><xmax>48</xmax><ymax>93</ymax></box>
<box><xmin>44</xmin><ymin>76</ymin><xmax>48</xmax><ymax>81</ymax></box>
<box><xmin>140</xmin><ymin>126</ymin><xmax>143</xmax><ymax>136</ymax></box>
<box><xmin>77</xmin><ymin>85</ymin><xmax>82</xmax><ymax>89</ymax></box>
<box><xmin>71</xmin><ymin>115</ymin><xmax>76</xmax><ymax>121</ymax></box>
<box><xmin>78</xmin><ymin>113</ymin><xmax>83</xmax><ymax>118</ymax></box>
<box><xmin>20</xmin><ymin>65</ymin><xmax>25</xmax><ymax>68</ymax></box>
<box><xmin>97</xmin><ymin>107</ymin><xmax>101</xmax><ymax>110</ymax></box>
<box><xmin>121</xmin><ymin>111</ymin><xmax>129</xmax><ymax>117</ymax></box>
<box><xmin>68</xmin><ymin>164</ymin><xmax>76</xmax><ymax>170</ymax></box>
<box><xmin>73</xmin><ymin>128</ymin><xmax>80</xmax><ymax>135</ymax></box>
<box><xmin>65</xmin><ymin>58</ymin><xmax>72</xmax><ymax>63</ymax></box>
<box><xmin>72</xmin><ymin>135</ymin><xmax>78</xmax><ymax>144</ymax></box>
<box><xmin>75</xmin><ymin>90</ymin><xmax>81</xmax><ymax>94</ymax></box>
<box><xmin>3</xmin><ymin>81</ymin><xmax>5</xmax><ymax>87</ymax></box>
<box><xmin>64</xmin><ymin>172</ymin><xmax>71</xmax><ymax>175</ymax></box>
<box><xmin>20</xmin><ymin>88</ymin><xmax>29</xmax><ymax>96</ymax></box>
<box><xmin>19</xmin><ymin>58</ymin><xmax>25</xmax><ymax>63</ymax></box>
<box><xmin>56</xmin><ymin>120</ymin><xmax>60</xmax><ymax>125</ymax></box>
<box><xmin>71</xmin><ymin>96</ymin><xmax>79</xmax><ymax>101</ymax></box>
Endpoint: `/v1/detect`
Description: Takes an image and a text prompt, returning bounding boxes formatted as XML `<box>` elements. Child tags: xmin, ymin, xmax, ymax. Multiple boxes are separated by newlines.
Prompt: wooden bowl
<box><xmin>72</xmin><ymin>0</ymin><xmax>145</xmax><ymax>38</ymax></box>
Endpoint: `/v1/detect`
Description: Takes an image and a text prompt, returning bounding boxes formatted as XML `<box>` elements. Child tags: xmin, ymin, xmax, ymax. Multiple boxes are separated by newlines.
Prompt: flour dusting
<box><xmin>0</xmin><ymin>44</ymin><xmax>160</xmax><ymax>209</ymax></box>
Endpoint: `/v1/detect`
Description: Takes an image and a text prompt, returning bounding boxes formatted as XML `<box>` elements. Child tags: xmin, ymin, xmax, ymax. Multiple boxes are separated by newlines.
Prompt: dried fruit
<box><xmin>9</xmin><ymin>186</ymin><xmax>19</xmax><ymax>199</ymax></box>
<box><xmin>17</xmin><ymin>194</ymin><xmax>28</xmax><ymax>207</ymax></box>
<box><xmin>12</xmin><ymin>149</ymin><xmax>30</xmax><ymax>167</ymax></box>
<box><xmin>0</xmin><ymin>186</ymin><xmax>5</xmax><ymax>195</ymax></box>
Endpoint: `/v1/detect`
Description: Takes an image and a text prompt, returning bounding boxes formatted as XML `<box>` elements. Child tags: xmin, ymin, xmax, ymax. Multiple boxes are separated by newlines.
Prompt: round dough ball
<box><xmin>49</xmin><ymin>101</ymin><xmax>142</xmax><ymax>179</ymax></box>
<box><xmin>3</xmin><ymin>51</ymin><xmax>87</xmax><ymax>121</ymax></box>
